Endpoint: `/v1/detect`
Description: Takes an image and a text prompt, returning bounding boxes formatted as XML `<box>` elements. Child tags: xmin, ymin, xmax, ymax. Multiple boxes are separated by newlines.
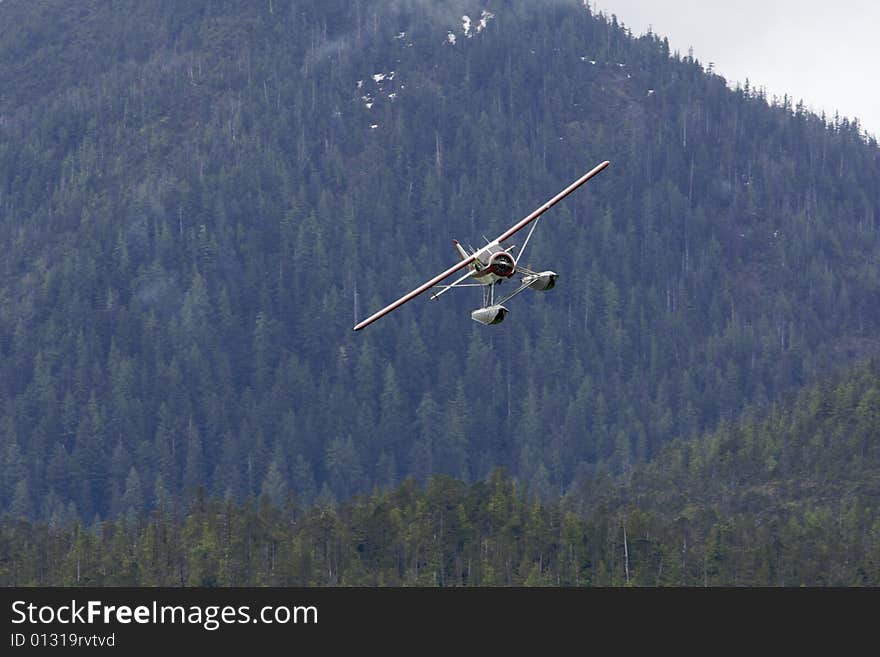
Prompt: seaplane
<box><xmin>353</xmin><ymin>160</ymin><xmax>610</xmax><ymax>331</ymax></box>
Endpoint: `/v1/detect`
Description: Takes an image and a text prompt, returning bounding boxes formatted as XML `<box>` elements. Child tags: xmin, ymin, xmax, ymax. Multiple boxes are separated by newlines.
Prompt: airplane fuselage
<box><xmin>468</xmin><ymin>242</ymin><xmax>517</xmax><ymax>285</ymax></box>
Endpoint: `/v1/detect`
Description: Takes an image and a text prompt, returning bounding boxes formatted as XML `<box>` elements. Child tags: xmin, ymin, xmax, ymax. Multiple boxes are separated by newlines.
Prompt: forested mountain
<box><xmin>4</xmin><ymin>358</ymin><xmax>880</xmax><ymax>586</ymax></box>
<box><xmin>1</xmin><ymin>0</ymin><xmax>880</xmax><ymax>524</ymax></box>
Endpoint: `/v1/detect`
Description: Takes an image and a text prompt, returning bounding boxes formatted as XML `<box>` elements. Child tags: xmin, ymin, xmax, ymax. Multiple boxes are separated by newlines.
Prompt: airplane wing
<box><xmin>494</xmin><ymin>160</ymin><xmax>609</xmax><ymax>244</ymax></box>
<box><xmin>352</xmin><ymin>160</ymin><xmax>610</xmax><ymax>331</ymax></box>
<box><xmin>353</xmin><ymin>253</ymin><xmax>480</xmax><ymax>331</ymax></box>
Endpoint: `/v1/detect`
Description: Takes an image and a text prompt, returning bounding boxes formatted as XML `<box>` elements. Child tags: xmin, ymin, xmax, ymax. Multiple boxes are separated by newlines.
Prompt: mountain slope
<box><xmin>1</xmin><ymin>0</ymin><xmax>880</xmax><ymax>521</ymax></box>
<box><xmin>4</xmin><ymin>359</ymin><xmax>880</xmax><ymax>586</ymax></box>
<box><xmin>566</xmin><ymin>356</ymin><xmax>880</xmax><ymax>584</ymax></box>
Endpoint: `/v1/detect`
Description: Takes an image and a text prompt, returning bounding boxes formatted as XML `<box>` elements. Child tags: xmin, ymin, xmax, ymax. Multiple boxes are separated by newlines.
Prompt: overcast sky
<box><xmin>591</xmin><ymin>0</ymin><xmax>880</xmax><ymax>139</ymax></box>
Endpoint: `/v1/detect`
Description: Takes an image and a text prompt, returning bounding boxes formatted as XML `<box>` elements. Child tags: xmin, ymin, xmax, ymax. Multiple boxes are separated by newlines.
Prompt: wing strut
<box><xmin>429</xmin><ymin>267</ymin><xmax>479</xmax><ymax>301</ymax></box>
<box><xmin>514</xmin><ymin>216</ymin><xmax>541</xmax><ymax>266</ymax></box>
<box><xmin>353</xmin><ymin>253</ymin><xmax>478</xmax><ymax>331</ymax></box>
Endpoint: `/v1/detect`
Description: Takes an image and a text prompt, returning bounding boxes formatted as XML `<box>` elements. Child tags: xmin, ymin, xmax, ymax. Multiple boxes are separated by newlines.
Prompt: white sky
<box><xmin>591</xmin><ymin>0</ymin><xmax>880</xmax><ymax>139</ymax></box>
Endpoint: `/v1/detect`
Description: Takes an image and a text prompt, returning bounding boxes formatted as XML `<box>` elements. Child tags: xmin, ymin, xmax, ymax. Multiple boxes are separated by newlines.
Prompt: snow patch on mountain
<box><xmin>476</xmin><ymin>10</ymin><xmax>495</xmax><ymax>33</ymax></box>
<box><xmin>461</xmin><ymin>10</ymin><xmax>495</xmax><ymax>39</ymax></box>
<box><xmin>358</xmin><ymin>70</ymin><xmax>402</xmax><ymax>111</ymax></box>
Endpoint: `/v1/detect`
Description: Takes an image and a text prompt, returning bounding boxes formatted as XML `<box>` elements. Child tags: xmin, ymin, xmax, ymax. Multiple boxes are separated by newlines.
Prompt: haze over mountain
<box><xmin>1</xmin><ymin>0</ymin><xmax>879</xmax><ymax>530</ymax></box>
<box><xmin>593</xmin><ymin>0</ymin><xmax>880</xmax><ymax>139</ymax></box>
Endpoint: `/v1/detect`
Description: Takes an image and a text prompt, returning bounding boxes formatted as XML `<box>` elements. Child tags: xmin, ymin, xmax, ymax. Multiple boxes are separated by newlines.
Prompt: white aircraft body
<box><xmin>353</xmin><ymin>160</ymin><xmax>610</xmax><ymax>331</ymax></box>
